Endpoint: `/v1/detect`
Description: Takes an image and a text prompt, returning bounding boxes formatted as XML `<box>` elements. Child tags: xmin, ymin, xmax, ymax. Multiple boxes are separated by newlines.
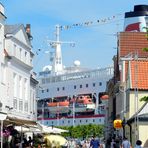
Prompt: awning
<box><xmin>4</xmin><ymin>116</ymin><xmax>37</xmax><ymax>126</ymax></box>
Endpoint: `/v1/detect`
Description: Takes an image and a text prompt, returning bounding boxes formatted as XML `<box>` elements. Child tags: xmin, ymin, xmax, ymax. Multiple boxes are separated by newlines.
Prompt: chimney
<box><xmin>0</xmin><ymin>3</ymin><xmax>6</xmax><ymax>19</ymax></box>
<box><xmin>0</xmin><ymin>3</ymin><xmax>4</xmax><ymax>15</ymax></box>
<box><xmin>25</xmin><ymin>24</ymin><xmax>33</xmax><ymax>41</ymax></box>
<box><xmin>26</xmin><ymin>24</ymin><xmax>31</xmax><ymax>34</ymax></box>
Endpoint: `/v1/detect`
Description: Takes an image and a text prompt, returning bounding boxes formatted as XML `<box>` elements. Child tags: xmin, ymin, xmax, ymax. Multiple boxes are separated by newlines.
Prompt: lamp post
<box><xmin>134</xmin><ymin>52</ymin><xmax>139</xmax><ymax>141</ymax></box>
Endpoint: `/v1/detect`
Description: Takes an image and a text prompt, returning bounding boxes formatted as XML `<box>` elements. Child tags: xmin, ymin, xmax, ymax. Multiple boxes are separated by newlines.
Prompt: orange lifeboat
<box><xmin>70</xmin><ymin>96</ymin><xmax>93</xmax><ymax>104</ymax></box>
<box><xmin>48</xmin><ymin>100</ymin><xmax>69</xmax><ymax>107</ymax></box>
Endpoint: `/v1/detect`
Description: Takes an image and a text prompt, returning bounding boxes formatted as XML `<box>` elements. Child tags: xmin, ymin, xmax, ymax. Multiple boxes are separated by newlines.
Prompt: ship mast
<box><xmin>47</xmin><ymin>25</ymin><xmax>75</xmax><ymax>75</ymax></box>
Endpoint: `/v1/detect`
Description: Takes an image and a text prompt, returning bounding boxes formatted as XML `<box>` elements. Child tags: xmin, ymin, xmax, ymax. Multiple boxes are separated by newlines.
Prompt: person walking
<box><xmin>90</xmin><ymin>136</ymin><xmax>100</xmax><ymax>148</ymax></box>
<box><xmin>134</xmin><ymin>140</ymin><xmax>142</xmax><ymax>148</ymax></box>
<box><xmin>110</xmin><ymin>139</ymin><xmax>116</xmax><ymax>148</ymax></box>
<box><xmin>121</xmin><ymin>137</ymin><xmax>131</xmax><ymax>148</ymax></box>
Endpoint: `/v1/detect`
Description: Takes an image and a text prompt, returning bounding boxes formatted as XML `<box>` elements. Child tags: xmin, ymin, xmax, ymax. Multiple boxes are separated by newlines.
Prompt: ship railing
<box><xmin>39</xmin><ymin>66</ymin><xmax>113</xmax><ymax>84</ymax></box>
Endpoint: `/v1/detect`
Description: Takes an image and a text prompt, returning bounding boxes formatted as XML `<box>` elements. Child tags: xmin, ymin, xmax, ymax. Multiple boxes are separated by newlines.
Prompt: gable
<box><xmin>14</xmin><ymin>26</ymin><xmax>31</xmax><ymax>47</ymax></box>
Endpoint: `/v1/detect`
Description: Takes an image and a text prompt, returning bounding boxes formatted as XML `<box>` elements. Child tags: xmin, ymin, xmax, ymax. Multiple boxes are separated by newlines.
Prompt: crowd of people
<box><xmin>107</xmin><ymin>137</ymin><xmax>143</xmax><ymax>148</ymax></box>
<box><xmin>62</xmin><ymin>137</ymin><xmax>142</xmax><ymax>148</ymax></box>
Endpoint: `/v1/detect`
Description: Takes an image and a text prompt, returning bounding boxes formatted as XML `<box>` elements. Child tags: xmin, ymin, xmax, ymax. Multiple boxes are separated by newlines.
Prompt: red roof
<box><xmin>130</xmin><ymin>60</ymin><xmax>148</xmax><ymax>90</ymax></box>
<box><xmin>119</xmin><ymin>32</ymin><xmax>148</xmax><ymax>58</ymax></box>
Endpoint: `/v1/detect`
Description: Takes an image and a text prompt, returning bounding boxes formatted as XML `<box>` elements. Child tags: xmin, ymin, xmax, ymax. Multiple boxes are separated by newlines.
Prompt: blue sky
<box><xmin>1</xmin><ymin>0</ymin><xmax>148</xmax><ymax>73</ymax></box>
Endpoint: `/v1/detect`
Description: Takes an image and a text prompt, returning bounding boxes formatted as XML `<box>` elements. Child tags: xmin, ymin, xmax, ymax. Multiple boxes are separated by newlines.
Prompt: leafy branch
<box><xmin>140</xmin><ymin>96</ymin><xmax>148</xmax><ymax>102</ymax></box>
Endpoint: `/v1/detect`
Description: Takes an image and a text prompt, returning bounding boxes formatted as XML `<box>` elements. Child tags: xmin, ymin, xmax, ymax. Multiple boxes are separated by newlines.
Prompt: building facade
<box><xmin>0</xmin><ymin>3</ymin><xmax>37</xmax><ymax>123</ymax></box>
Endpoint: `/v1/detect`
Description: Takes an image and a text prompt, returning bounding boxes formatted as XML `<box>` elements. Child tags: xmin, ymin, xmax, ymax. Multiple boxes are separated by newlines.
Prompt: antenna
<box><xmin>47</xmin><ymin>24</ymin><xmax>75</xmax><ymax>74</ymax></box>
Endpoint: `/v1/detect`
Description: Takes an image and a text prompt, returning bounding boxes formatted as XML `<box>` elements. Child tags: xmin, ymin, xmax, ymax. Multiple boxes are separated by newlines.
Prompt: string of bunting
<box><xmin>61</xmin><ymin>14</ymin><xmax>123</xmax><ymax>30</ymax></box>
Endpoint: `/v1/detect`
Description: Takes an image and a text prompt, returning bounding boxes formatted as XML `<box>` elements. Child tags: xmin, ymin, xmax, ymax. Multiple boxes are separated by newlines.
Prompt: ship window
<box><xmin>80</xmin><ymin>85</ymin><xmax>82</xmax><ymax>88</ymax></box>
<box><xmin>93</xmin><ymin>119</ymin><xmax>95</xmax><ymax>122</ymax></box>
<box><xmin>68</xmin><ymin>120</ymin><xmax>70</xmax><ymax>123</ymax></box>
<box><xmin>74</xmin><ymin>85</ymin><xmax>76</xmax><ymax>89</ymax></box>
<box><xmin>57</xmin><ymin>88</ymin><xmax>59</xmax><ymax>91</ymax></box>
<box><xmin>86</xmin><ymin>84</ymin><xmax>88</xmax><ymax>87</ymax></box>
<box><xmin>47</xmin><ymin>89</ymin><xmax>49</xmax><ymax>92</ymax></box>
<box><xmin>80</xmin><ymin>120</ymin><xmax>81</xmax><ymax>123</ymax></box>
<box><xmin>62</xmin><ymin>87</ymin><xmax>65</xmax><ymax>90</ymax></box>
<box><xmin>86</xmin><ymin>120</ymin><xmax>88</xmax><ymax>122</ymax></box>
<box><xmin>93</xmin><ymin>83</ymin><xmax>95</xmax><ymax>87</ymax></box>
<box><xmin>146</xmin><ymin>17</ymin><xmax>148</xmax><ymax>27</ymax></box>
<box><xmin>99</xmin><ymin>82</ymin><xmax>102</xmax><ymax>86</ymax></box>
<box><xmin>62</xmin><ymin>120</ymin><xmax>64</xmax><ymax>123</ymax></box>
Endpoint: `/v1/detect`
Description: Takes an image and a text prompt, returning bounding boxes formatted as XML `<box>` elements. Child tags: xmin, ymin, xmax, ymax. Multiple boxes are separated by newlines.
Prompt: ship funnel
<box><xmin>124</xmin><ymin>5</ymin><xmax>148</xmax><ymax>32</ymax></box>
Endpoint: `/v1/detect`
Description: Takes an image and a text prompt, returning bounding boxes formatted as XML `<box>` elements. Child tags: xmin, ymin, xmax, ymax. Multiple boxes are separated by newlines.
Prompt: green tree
<box><xmin>58</xmin><ymin>124</ymin><xmax>104</xmax><ymax>139</ymax></box>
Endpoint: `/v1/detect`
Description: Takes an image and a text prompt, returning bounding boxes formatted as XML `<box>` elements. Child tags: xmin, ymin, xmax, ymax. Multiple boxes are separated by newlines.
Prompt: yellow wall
<box><xmin>139</xmin><ymin>124</ymin><xmax>148</xmax><ymax>147</ymax></box>
<box><xmin>128</xmin><ymin>91</ymin><xmax>148</xmax><ymax>119</ymax></box>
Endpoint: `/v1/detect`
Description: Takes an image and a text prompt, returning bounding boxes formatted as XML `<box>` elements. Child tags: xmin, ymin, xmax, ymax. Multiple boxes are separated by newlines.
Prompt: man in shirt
<box><xmin>122</xmin><ymin>137</ymin><xmax>131</xmax><ymax>148</ymax></box>
<box><xmin>90</xmin><ymin>136</ymin><xmax>100</xmax><ymax>148</ymax></box>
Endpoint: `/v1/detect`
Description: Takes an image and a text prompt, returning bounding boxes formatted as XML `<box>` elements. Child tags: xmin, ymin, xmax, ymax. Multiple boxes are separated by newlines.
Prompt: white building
<box><xmin>0</xmin><ymin>3</ymin><xmax>38</xmax><ymax>123</ymax></box>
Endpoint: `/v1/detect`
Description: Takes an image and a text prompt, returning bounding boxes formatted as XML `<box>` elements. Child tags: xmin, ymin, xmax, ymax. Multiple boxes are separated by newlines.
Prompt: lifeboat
<box><xmin>47</xmin><ymin>100</ymin><xmax>70</xmax><ymax>113</ymax></box>
<box><xmin>69</xmin><ymin>96</ymin><xmax>95</xmax><ymax>113</ymax></box>
<box><xmin>48</xmin><ymin>101</ymin><xmax>69</xmax><ymax>107</ymax></box>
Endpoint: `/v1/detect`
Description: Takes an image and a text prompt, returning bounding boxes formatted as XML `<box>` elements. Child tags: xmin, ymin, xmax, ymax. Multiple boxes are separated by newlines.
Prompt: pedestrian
<box><xmin>28</xmin><ymin>136</ymin><xmax>33</xmax><ymax>147</ymax></box>
<box><xmin>134</xmin><ymin>140</ymin><xmax>142</xmax><ymax>148</ymax></box>
<box><xmin>100</xmin><ymin>140</ymin><xmax>105</xmax><ymax>148</ymax></box>
<box><xmin>110</xmin><ymin>139</ymin><xmax>116</xmax><ymax>148</ymax></box>
<box><xmin>90</xmin><ymin>136</ymin><xmax>100</xmax><ymax>148</ymax></box>
<box><xmin>121</xmin><ymin>137</ymin><xmax>131</xmax><ymax>148</ymax></box>
<box><xmin>82</xmin><ymin>140</ymin><xmax>90</xmax><ymax>148</ymax></box>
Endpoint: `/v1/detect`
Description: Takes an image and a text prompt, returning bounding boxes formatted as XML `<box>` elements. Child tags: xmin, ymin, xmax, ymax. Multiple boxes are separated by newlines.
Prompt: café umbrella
<box><xmin>44</xmin><ymin>134</ymin><xmax>67</xmax><ymax>146</ymax></box>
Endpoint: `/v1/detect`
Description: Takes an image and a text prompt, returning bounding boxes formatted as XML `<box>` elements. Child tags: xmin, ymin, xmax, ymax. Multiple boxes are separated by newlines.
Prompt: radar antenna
<box><xmin>47</xmin><ymin>24</ymin><xmax>75</xmax><ymax>74</ymax></box>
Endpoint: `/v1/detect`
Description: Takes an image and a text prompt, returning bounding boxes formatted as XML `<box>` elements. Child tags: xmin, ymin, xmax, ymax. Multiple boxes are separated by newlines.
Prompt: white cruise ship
<box><xmin>37</xmin><ymin>25</ymin><xmax>113</xmax><ymax>127</ymax></box>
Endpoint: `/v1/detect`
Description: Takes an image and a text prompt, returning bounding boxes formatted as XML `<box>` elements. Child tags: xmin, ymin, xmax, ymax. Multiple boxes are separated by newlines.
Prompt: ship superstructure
<box><xmin>37</xmin><ymin>25</ymin><xmax>114</xmax><ymax>126</ymax></box>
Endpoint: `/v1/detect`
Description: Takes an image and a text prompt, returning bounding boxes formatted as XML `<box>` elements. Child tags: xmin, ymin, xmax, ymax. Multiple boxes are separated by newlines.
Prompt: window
<box><xmin>13</xmin><ymin>98</ymin><xmax>17</xmax><ymax>109</ymax></box>
<box><xmin>57</xmin><ymin>88</ymin><xmax>59</xmax><ymax>91</ymax></box>
<box><xmin>19</xmin><ymin>76</ymin><xmax>22</xmax><ymax>99</ymax></box>
<box><xmin>62</xmin><ymin>87</ymin><xmax>65</xmax><ymax>90</ymax></box>
<box><xmin>24</xmin><ymin>78</ymin><xmax>28</xmax><ymax>100</ymax></box>
<box><xmin>25</xmin><ymin>51</ymin><xmax>27</xmax><ymax>63</ymax></box>
<box><xmin>86</xmin><ymin>84</ymin><xmax>88</xmax><ymax>87</ymax></box>
<box><xmin>19</xmin><ymin>48</ymin><xmax>22</xmax><ymax>59</ymax></box>
<box><xmin>13</xmin><ymin>73</ymin><xmax>17</xmax><ymax>97</ymax></box>
<box><xmin>1</xmin><ymin>63</ymin><xmax>6</xmax><ymax>83</ymax></box>
<box><xmin>13</xmin><ymin>44</ymin><xmax>16</xmax><ymax>56</ymax></box>
<box><xmin>24</xmin><ymin>101</ymin><xmax>28</xmax><ymax>112</ymax></box>
<box><xmin>47</xmin><ymin>89</ymin><xmax>49</xmax><ymax>92</ymax></box>
<box><xmin>80</xmin><ymin>85</ymin><xmax>82</xmax><ymax>88</ymax></box>
<box><xmin>93</xmin><ymin>119</ymin><xmax>95</xmax><ymax>122</ymax></box>
<box><xmin>42</xmin><ymin>90</ymin><xmax>44</xmax><ymax>93</ymax></box>
<box><xmin>80</xmin><ymin>120</ymin><xmax>81</xmax><ymax>123</ymax></box>
<box><xmin>93</xmin><ymin>83</ymin><xmax>95</xmax><ymax>87</ymax></box>
<box><xmin>99</xmin><ymin>82</ymin><xmax>102</xmax><ymax>86</ymax></box>
<box><xmin>19</xmin><ymin>100</ymin><xmax>23</xmax><ymax>111</ymax></box>
<box><xmin>74</xmin><ymin>85</ymin><xmax>76</xmax><ymax>89</ymax></box>
<box><xmin>145</xmin><ymin>17</ymin><xmax>148</xmax><ymax>27</ymax></box>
